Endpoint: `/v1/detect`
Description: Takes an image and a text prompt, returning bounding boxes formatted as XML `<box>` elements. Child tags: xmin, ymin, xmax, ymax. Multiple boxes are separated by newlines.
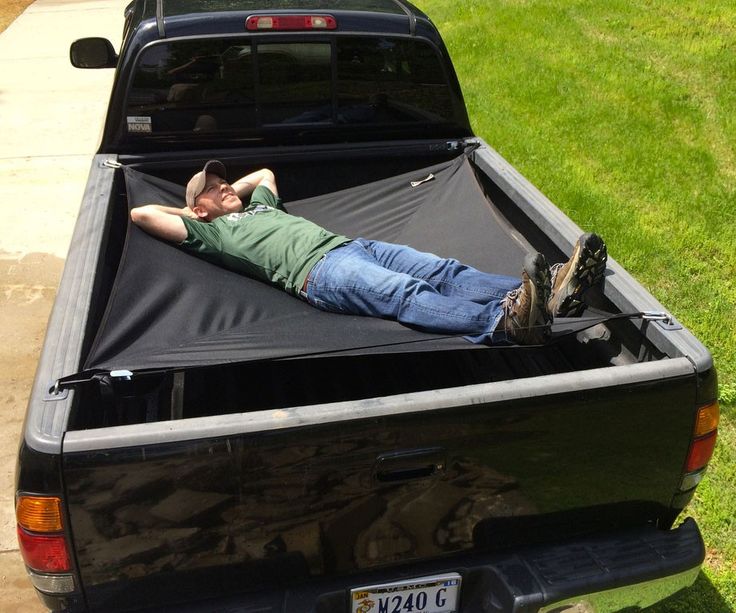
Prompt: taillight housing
<box><xmin>16</xmin><ymin>494</ymin><xmax>75</xmax><ymax>593</ymax></box>
<box><xmin>246</xmin><ymin>14</ymin><xmax>337</xmax><ymax>31</ymax></box>
<box><xmin>680</xmin><ymin>401</ymin><xmax>719</xmax><ymax>491</ymax></box>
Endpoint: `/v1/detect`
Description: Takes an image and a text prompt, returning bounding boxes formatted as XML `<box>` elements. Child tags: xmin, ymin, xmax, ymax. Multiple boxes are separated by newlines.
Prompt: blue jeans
<box><xmin>302</xmin><ymin>239</ymin><xmax>521</xmax><ymax>344</ymax></box>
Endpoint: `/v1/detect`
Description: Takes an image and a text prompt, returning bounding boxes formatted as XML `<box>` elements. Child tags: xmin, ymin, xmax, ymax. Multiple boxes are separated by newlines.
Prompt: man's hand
<box><xmin>130</xmin><ymin>205</ymin><xmax>194</xmax><ymax>243</ymax></box>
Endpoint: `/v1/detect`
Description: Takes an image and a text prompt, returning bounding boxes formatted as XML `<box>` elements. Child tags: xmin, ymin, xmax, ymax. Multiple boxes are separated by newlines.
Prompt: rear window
<box><xmin>124</xmin><ymin>36</ymin><xmax>468</xmax><ymax>145</ymax></box>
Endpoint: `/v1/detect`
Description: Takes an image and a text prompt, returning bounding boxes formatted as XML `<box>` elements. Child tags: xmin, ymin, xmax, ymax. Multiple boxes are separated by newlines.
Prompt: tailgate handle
<box><xmin>374</xmin><ymin>447</ymin><xmax>446</xmax><ymax>483</ymax></box>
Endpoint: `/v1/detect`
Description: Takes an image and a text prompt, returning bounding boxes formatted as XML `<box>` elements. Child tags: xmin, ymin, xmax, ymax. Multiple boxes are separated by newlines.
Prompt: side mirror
<box><xmin>70</xmin><ymin>38</ymin><xmax>118</xmax><ymax>69</ymax></box>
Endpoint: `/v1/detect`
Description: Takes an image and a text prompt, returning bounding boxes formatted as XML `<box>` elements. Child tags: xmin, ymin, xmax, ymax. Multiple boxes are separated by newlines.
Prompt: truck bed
<box><xmin>63</xmin><ymin>143</ymin><xmax>666</xmax><ymax>430</ymax></box>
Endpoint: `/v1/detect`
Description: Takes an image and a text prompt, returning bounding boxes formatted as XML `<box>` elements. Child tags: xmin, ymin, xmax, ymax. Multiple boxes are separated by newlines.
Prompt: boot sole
<box><xmin>523</xmin><ymin>252</ymin><xmax>552</xmax><ymax>343</ymax></box>
<box><xmin>550</xmin><ymin>233</ymin><xmax>607</xmax><ymax>317</ymax></box>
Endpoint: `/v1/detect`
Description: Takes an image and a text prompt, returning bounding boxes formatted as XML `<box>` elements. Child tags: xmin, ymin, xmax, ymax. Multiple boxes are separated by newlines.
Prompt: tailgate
<box><xmin>62</xmin><ymin>359</ymin><xmax>697</xmax><ymax>611</ymax></box>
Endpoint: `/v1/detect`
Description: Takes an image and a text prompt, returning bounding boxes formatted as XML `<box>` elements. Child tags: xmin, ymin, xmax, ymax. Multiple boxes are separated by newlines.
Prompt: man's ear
<box><xmin>192</xmin><ymin>205</ymin><xmax>209</xmax><ymax>220</ymax></box>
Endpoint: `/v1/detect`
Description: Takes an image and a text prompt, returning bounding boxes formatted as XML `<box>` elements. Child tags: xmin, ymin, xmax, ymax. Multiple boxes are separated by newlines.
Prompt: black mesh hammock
<box><xmin>66</xmin><ymin>154</ymin><xmax>621</xmax><ymax>385</ymax></box>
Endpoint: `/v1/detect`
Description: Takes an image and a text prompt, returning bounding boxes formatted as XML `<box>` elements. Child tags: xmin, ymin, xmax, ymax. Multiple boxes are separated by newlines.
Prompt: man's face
<box><xmin>192</xmin><ymin>174</ymin><xmax>242</xmax><ymax>220</ymax></box>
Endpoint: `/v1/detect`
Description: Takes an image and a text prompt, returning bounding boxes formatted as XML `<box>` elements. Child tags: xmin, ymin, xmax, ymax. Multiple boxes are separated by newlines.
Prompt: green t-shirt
<box><xmin>180</xmin><ymin>186</ymin><xmax>349</xmax><ymax>296</ymax></box>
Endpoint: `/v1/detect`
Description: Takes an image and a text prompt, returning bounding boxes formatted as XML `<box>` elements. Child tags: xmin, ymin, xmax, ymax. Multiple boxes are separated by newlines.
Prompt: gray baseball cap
<box><xmin>186</xmin><ymin>160</ymin><xmax>227</xmax><ymax>208</ymax></box>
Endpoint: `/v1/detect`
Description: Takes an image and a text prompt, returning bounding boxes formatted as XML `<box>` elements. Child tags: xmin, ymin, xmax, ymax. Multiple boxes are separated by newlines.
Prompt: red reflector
<box><xmin>17</xmin><ymin>526</ymin><xmax>71</xmax><ymax>572</ymax></box>
<box><xmin>246</xmin><ymin>14</ymin><xmax>336</xmax><ymax>31</ymax></box>
<box><xmin>686</xmin><ymin>431</ymin><xmax>717</xmax><ymax>472</ymax></box>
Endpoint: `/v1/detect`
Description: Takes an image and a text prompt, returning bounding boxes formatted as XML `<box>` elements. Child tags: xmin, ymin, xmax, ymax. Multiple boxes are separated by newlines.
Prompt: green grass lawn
<box><xmin>412</xmin><ymin>0</ymin><xmax>735</xmax><ymax>610</ymax></box>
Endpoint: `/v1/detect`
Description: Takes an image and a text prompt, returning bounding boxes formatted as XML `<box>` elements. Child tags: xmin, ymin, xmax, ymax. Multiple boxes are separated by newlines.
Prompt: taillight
<box><xmin>16</xmin><ymin>527</ymin><xmax>71</xmax><ymax>572</ymax></box>
<box><xmin>16</xmin><ymin>494</ymin><xmax>75</xmax><ymax>592</ymax></box>
<box><xmin>680</xmin><ymin>401</ymin><xmax>719</xmax><ymax>491</ymax></box>
<box><xmin>685</xmin><ymin>430</ymin><xmax>718</xmax><ymax>473</ymax></box>
<box><xmin>246</xmin><ymin>14</ymin><xmax>337</xmax><ymax>31</ymax></box>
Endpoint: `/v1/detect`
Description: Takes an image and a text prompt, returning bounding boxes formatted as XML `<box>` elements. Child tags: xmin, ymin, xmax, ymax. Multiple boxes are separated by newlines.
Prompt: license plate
<box><xmin>350</xmin><ymin>573</ymin><xmax>461</xmax><ymax>613</ymax></box>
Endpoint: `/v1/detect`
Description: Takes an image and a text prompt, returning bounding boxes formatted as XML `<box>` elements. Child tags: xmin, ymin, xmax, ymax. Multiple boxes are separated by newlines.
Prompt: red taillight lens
<box><xmin>685</xmin><ymin>431</ymin><xmax>717</xmax><ymax>472</ymax></box>
<box><xmin>17</xmin><ymin>526</ymin><xmax>71</xmax><ymax>572</ymax></box>
<box><xmin>246</xmin><ymin>14</ymin><xmax>337</xmax><ymax>31</ymax></box>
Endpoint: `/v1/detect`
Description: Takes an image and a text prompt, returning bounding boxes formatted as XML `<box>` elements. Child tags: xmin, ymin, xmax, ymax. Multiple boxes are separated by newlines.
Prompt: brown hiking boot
<box><xmin>501</xmin><ymin>252</ymin><xmax>552</xmax><ymax>345</ymax></box>
<box><xmin>548</xmin><ymin>233</ymin><xmax>608</xmax><ymax>318</ymax></box>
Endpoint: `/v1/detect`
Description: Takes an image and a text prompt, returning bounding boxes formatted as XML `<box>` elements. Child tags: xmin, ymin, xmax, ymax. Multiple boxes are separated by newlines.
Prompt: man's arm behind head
<box><xmin>130</xmin><ymin>205</ymin><xmax>193</xmax><ymax>243</ymax></box>
<box><xmin>231</xmin><ymin>168</ymin><xmax>278</xmax><ymax>200</ymax></box>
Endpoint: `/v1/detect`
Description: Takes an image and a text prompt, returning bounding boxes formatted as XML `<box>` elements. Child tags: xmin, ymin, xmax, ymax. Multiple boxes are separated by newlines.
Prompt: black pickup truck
<box><xmin>16</xmin><ymin>1</ymin><xmax>720</xmax><ymax>612</ymax></box>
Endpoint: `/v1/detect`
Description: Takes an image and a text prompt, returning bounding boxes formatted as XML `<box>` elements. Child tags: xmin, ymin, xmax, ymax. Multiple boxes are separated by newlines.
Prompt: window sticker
<box><xmin>127</xmin><ymin>116</ymin><xmax>152</xmax><ymax>133</ymax></box>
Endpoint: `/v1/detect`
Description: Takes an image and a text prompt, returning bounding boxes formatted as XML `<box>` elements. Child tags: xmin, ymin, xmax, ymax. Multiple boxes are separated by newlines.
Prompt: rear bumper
<box><xmin>134</xmin><ymin>518</ymin><xmax>703</xmax><ymax>613</ymax></box>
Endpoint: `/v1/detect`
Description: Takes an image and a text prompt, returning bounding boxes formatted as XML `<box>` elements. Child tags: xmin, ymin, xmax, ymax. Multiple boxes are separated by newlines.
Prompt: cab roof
<box><xmin>123</xmin><ymin>0</ymin><xmax>437</xmax><ymax>55</ymax></box>
<box><xmin>128</xmin><ymin>0</ymin><xmax>429</xmax><ymax>31</ymax></box>
<box><xmin>162</xmin><ymin>0</ymin><xmax>411</xmax><ymax>17</ymax></box>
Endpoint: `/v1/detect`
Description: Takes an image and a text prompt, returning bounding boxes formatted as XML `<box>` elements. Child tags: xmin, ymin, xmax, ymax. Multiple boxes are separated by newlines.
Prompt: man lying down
<box><xmin>130</xmin><ymin>160</ymin><xmax>608</xmax><ymax>346</ymax></box>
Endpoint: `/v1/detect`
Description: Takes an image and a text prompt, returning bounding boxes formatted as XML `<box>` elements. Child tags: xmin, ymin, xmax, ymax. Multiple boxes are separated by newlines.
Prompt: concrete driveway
<box><xmin>0</xmin><ymin>0</ymin><xmax>128</xmax><ymax>608</ymax></box>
